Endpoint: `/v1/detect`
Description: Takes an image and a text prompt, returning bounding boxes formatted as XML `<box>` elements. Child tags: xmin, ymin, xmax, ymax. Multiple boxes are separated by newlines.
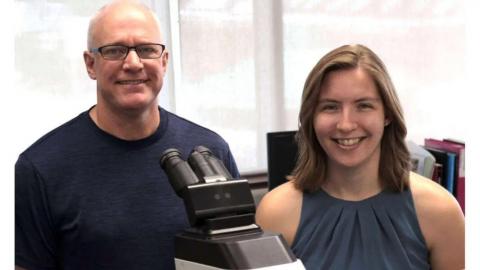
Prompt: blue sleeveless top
<box><xmin>291</xmin><ymin>188</ymin><xmax>430</xmax><ymax>270</ymax></box>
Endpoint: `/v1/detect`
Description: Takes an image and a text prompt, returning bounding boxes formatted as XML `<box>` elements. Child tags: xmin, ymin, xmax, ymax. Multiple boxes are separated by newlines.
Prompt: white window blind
<box><xmin>13</xmin><ymin>0</ymin><xmax>469</xmax><ymax>174</ymax></box>
<box><xmin>171</xmin><ymin>0</ymin><xmax>468</xmax><ymax>173</ymax></box>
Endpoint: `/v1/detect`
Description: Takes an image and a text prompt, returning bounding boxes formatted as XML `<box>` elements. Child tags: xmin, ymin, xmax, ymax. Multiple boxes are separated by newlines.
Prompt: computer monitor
<box><xmin>266</xmin><ymin>131</ymin><xmax>299</xmax><ymax>191</ymax></box>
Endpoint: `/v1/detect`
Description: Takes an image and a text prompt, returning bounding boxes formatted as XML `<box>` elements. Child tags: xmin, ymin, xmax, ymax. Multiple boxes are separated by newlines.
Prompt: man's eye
<box><xmin>138</xmin><ymin>47</ymin><xmax>156</xmax><ymax>54</ymax></box>
<box><xmin>104</xmin><ymin>47</ymin><xmax>126</xmax><ymax>55</ymax></box>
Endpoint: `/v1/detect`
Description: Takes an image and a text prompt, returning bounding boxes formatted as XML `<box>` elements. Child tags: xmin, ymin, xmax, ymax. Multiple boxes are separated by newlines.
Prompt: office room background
<box><xmin>12</xmin><ymin>0</ymin><xmax>470</xmax><ymax>174</ymax></box>
<box><xmin>5</xmin><ymin>0</ymin><xmax>480</xmax><ymax>267</ymax></box>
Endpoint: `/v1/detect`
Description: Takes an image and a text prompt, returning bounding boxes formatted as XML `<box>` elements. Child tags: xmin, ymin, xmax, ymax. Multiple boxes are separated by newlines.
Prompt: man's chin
<box><xmin>113</xmin><ymin>99</ymin><xmax>157</xmax><ymax>113</ymax></box>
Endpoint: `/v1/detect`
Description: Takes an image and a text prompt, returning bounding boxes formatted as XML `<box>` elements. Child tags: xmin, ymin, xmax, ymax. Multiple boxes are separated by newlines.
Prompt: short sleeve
<box><xmin>225</xmin><ymin>147</ymin><xmax>240</xmax><ymax>179</ymax></box>
<box><xmin>15</xmin><ymin>154</ymin><xmax>58</xmax><ymax>270</ymax></box>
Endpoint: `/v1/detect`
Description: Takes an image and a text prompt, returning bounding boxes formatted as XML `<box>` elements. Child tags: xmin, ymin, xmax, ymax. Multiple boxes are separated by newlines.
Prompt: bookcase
<box><xmin>409</xmin><ymin>138</ymin><xmax>465</xmax><ymax>213</ymax></box>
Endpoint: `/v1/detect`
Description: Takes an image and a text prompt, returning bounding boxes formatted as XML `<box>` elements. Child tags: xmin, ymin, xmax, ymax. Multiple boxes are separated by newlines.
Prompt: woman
<box><xmin>256</xmin><ymin>44</ymin><xmax>464</xmax><ymax>270</ymax></box>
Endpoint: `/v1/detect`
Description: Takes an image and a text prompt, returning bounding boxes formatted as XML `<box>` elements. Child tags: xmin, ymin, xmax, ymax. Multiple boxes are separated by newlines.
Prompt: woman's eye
<box><xmin>319</xmin><ymin>104</ymin><xmax>338</xmax><ymax>111</ymax></box>
<box><xmin>358</xmin><ymin>103</ymin><xmax>373</xmax><ymax>110</ymax></box>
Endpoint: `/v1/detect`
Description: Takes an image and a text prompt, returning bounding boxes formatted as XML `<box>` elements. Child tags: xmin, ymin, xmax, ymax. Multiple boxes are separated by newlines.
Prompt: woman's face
<box><xmin>313</xmin><ymin>67</ymin><xmax>388</xmax><ymax>171</ymax></box>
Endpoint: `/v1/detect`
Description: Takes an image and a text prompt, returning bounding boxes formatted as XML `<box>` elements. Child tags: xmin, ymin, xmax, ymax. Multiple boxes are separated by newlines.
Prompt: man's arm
<box><xmin>15</xmin><ymin>154</ymin><xmax>57</xmax><ymax>269</ymax></box>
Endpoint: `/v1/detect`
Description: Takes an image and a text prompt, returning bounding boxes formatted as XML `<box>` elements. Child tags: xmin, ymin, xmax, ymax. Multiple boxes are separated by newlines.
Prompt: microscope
<box><xmin>160</xmin><ymin>146</ymin><xmax>305</xmax><ymax>270</ymax></box>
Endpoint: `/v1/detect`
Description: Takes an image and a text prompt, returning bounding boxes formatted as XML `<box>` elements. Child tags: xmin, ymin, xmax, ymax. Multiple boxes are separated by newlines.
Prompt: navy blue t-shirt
<box><xmin>15</xmin><ymin>107</ymin><xmax>240</xmax><ymax>270</ymax></box>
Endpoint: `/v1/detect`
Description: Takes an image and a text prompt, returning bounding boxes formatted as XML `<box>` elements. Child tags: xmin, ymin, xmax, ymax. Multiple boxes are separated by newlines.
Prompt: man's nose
<box><xmin>122</xmin><ymin>49</ymin><xmax>143</xmax><ymax>70</ymax></box>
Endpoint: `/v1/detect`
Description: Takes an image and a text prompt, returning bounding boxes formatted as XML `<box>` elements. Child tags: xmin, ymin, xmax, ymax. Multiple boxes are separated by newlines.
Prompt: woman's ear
<box><xmin>384</xmin><ymin>118</ymin><xmax>391</xmax><ymax>126</ymax></box>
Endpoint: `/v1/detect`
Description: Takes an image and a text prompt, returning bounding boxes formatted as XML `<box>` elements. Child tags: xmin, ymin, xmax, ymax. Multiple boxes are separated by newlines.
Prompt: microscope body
<box><xmin>160</xmin><ymin>147</ymin><xmax>305</xmax><ymax>270</ymax></box>
<box><xmin>174</xmin><ymin>228</ymin><xmax>304</xmax><ymax>269</ymax></box>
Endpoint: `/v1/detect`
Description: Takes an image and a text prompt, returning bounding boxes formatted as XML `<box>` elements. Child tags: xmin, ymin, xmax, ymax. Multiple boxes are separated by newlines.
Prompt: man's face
<box><xmin>84</xmin><ymin>6</ymin><xmax>168</xmax><ymax>114</ymax></box>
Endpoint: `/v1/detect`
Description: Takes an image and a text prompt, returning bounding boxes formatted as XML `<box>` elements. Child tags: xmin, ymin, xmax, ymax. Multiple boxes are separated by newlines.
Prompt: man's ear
<box><xmin>83</xmin><ymin>51</ymin><xmax>97</xmax><ymax>80</ymax></box>
<box><xmin>161</xmin><ymin>51</ymin><xmax>169</xmax><ymax>71</ymax></box>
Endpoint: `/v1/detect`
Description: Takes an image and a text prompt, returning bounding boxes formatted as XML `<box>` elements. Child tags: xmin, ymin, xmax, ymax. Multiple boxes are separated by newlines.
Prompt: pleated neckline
<box><xmin>318</xmin><ymin>188</ymin><xmax>385</xmax><ymax>206</ymax></box>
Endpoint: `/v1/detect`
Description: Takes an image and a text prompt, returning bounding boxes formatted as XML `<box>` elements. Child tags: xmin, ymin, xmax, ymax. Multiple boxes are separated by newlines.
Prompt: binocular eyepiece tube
<box><xmin>160</xmin><ymin>146</ymin><xmax>233</xmax><ymax>197</ymax></box>
<box><xmin>160</xmin><ymin>149</ymin><xmax>201</xmax><ymax>197</ymax></box>
<box><xmin>189</xmin><ymin>146</ymin><xmax>233</xmax><ymax>182</ymax></box>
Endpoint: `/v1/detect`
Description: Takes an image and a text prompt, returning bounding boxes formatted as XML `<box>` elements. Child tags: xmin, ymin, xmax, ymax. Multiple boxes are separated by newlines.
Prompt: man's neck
<box><xmin>89</xmin><ymin>104</ymin><xmax>160</xmax><ymax>141</ymax></box>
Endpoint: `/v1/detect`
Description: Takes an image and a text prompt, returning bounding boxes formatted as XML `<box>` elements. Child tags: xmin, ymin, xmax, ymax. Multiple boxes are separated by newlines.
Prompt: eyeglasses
<box><xmin>90</xmin><ymin>43</ymin><xmax>165</xmax><ymax>60</ymax></box>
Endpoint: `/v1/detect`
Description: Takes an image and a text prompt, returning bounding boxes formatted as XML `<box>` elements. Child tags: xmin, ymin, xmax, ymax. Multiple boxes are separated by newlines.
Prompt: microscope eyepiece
<box><xmin>160</xmin><ymin>148</ymin><xmax>201</xmax><ymax>197</ymax></box>
<box><xmin>188</xmin><ymin>150</ymin><xmax>218</xmax><ymax>181</ymax></box>
<box><xmin>194</xmin><ymin>146</ymin><xmax>233</xmax><ymax>180</ymax></box>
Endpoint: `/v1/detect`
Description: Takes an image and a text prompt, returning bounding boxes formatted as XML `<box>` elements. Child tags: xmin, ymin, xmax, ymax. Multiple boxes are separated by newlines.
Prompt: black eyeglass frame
<box><xmin>90</xmin><ymin>43</ymin><xmax>166</xmax><ymax>60</ymax></box>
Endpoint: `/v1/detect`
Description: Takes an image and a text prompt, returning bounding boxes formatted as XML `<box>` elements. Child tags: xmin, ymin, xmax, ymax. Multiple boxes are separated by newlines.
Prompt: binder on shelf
<box><xmin>424</xmin><ymin>147</ymin><xmax>456</xmax><ymax>194</ymax></box>
<box><xmin>424</xmin><ymin>138</ymin><xmax>465</xmax><ymax>213</ymax></box>
<box><xmin>431</xmin><ymin>164</ymin><xmax>443</xmax><ymax>184</ymax></box>
<box><xmin>443</xmin><ymin>138</ymin><xmax>465</xmax><ymax>146</ymax></box>
<box><xmin>424</xmin><ymin>138</ymin><xmax>465</xmax><ymax>182</ymax></box>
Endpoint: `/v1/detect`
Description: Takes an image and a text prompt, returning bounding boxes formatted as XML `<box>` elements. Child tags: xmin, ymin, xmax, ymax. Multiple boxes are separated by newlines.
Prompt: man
<box><xmin>15</xmin><ymin>1</ymin><xmax>239</xmax><ymax>269</ymax></box>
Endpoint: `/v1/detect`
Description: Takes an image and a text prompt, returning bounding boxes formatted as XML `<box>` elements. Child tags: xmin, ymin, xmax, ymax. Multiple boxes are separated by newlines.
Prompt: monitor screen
<box><xmin>266</xmin><ymin>131</ymin><xmax>298</xmax><ymax>191</ymax></box>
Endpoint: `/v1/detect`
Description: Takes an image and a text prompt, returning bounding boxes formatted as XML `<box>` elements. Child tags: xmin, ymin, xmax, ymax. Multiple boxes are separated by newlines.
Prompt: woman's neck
<box><xmin>323</xmin><ymin>156</ymin><xmax>382</xmax><ymax>201</ymax></box>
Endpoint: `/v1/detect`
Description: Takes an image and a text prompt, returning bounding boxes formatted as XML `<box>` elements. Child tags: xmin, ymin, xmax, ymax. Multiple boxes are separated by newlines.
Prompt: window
<box><xmin>173</xmin><ymin>0</ymin><xmax>260</xmax><ymax>172</ymax></box>
<box><xmin>14</xmin><ymin>0</ymin><xmax>469</xmax><ymax>174</ymax></box>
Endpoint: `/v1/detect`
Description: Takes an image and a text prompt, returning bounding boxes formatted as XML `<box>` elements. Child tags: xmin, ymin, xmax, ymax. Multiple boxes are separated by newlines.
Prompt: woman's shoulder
<box><xmin>409</xmin><ymin>171</ymin><xmax>460</xmax><ymax>215</ymax></box>
<box><xmin>256</xmin><ymin>181</ymin><xmax>302</xmax><ymax>220</ymax></box>
<box><xmin>409</xmin><ymin>172</ymin><xmax>465</xmax><ymax>269</ymax></box>
<box><xmin>255</xmin><ymin>181</ymin><xmax>303</xmax><ymax>245</ymax></box>
<box><xmin>263</xmin><ymin>180</ymin><xmax>302</xmax><ymax>201</ymax></box>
